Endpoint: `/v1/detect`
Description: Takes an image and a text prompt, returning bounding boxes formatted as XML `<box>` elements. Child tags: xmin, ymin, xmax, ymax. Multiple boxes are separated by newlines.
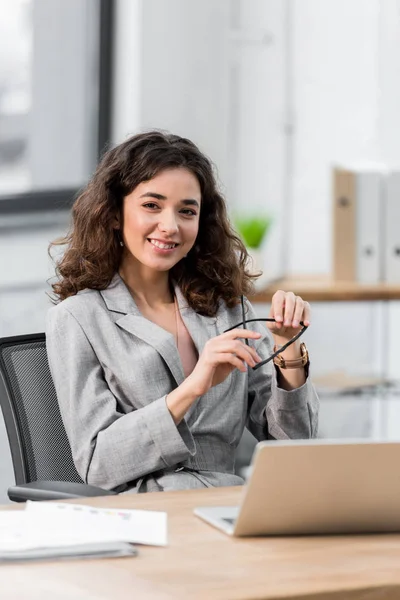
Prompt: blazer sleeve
<box><xmin>244</xmin><ymin>299</ymin><xmax>319</xmax><ymax>441</ymax></box>
<box><xmin>45</xmin><ymin>305</ymin><xmax>196</xmax><ymax>490</ymax></box>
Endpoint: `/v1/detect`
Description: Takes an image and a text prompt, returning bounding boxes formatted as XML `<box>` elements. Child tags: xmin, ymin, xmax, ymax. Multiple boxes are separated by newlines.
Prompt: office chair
<box><xmin>0</xmin><ymin>333</ymin><xmax>116</xmax><ymax>502</ymax></box>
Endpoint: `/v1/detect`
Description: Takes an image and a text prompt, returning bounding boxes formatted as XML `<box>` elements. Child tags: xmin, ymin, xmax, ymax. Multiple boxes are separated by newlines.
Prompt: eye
<box><xmin>142</xmin><ymin>202</ymin><xmax>159</xmax><ymax>210</ymax></box>
<box><xmin>180</xmin><ymin>208</ymin><xmax>197</xmax><ymax>216</ymax></box>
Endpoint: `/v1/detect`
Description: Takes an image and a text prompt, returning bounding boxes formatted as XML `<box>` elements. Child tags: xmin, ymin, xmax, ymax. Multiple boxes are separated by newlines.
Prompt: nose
<box><xmin>158</xmin><ymin>209</ymin><xmax>179</xmax><ymax>235</ymax></box>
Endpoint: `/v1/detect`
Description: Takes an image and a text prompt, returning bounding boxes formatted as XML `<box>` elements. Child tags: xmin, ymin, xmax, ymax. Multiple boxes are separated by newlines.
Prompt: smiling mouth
<box><xmin>147</xmin><ymin>239</ymin><xmax>179</xmax><ymax>250</ymax></box>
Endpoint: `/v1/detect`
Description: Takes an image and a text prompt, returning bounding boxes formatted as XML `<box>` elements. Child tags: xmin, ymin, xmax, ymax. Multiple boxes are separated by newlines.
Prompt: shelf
<box><xmin>251</xmin><ymin>275</ymin><xmax>400</xmax><ymax>303</ymax></box>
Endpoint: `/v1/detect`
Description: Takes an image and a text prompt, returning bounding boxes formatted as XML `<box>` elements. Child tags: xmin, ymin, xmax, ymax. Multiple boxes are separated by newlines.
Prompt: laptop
<box><xmin>194</xmin><ymin>439</ymin><xmax>400</xmax><ymax>536</ymax></box>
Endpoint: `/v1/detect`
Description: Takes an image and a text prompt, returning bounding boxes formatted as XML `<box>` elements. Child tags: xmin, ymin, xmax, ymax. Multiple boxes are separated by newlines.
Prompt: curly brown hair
<box><xmin>49</xmin><ymin>130</ymin><xmax>257</xmax><ymax>316</ymax></box>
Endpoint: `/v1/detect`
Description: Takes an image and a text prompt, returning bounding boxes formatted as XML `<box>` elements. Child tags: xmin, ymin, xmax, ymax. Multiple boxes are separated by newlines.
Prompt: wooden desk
<box><xmin>3</xmin><ymin>486</ymin><xmax>400</xmax><ymax>600</ymax></box>
<box><xmin>252</xmin><ymin>275</ymin><xmax>400</xmax><ymax>302</ymax></box>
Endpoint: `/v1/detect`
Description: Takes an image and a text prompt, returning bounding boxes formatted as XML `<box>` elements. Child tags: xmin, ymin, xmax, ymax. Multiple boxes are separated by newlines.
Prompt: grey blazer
<box><xmin>46</xmin><ymin>273</ymin><xmax>319</xmax><ymax>493</ymax></box>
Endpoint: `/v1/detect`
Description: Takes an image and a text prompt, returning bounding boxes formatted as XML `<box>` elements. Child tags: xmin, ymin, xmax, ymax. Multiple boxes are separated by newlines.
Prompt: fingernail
<box><xmin>275</xmin><ymin>316</ymin><xmax>283</xmax><ymax>322</ymax></box>
<box><xmin>293</xmin><ymin>320</ymin><xmax>299</xmax><ymax>328</ymax></box>
<box><xmin>255</xmin><ymin>355</ymin><xmax>262</xmax><ymax>362</ymax></box>
<box><xmin>284</xmin><ymin>320</ymin><xmax>290</xmax><ymax>326</ymax></box>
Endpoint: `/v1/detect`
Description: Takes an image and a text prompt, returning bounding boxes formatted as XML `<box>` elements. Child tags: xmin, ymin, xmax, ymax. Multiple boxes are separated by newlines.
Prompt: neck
<box><xmin>118</xmin><ymin>264</ymin><xmax>174</xmax><ymax>308</ymax></box>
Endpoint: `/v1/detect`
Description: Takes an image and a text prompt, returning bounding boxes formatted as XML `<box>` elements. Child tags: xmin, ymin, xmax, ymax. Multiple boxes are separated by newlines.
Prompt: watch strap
<box><xmin>273</xmin><ymin>342</ymin><xmax>309</xmax><ymax>369</ymax></box>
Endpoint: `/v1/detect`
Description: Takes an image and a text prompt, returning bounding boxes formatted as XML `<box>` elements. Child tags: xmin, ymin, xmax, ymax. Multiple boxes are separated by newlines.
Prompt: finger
<box><xmin>270</xmin><ymin>290</ymin><xmax>286</xmax><ymax>328</ymax></box>
<box><xmin>303</xmin><ymin>301</ymin><xmax>311</xmax><ymax>326</ymax></box>
<box><xmin>232</xmin><ymin>340</ymin><xmax>262</xmax><ymax>365</ymax></box>
<box><xmin>212</xmin><ymin>340</ymin><xmax>260</xmax><ymax>367</ymax></box>
<box><xmin>215</xmin><ymin>352</ymin><xmax>248</xmax><ymax>373</ymax></box>
<box><xmin>223</xmin><ymin>329</ymin><xmax>262</xmax><ymax>341</ymax></box>
<box><xmin>282</xmin><ymin>292</ymin><xmax>296</xmax><ymax>327</ymax></box>
<box><xmin>214</xmin><ymin>340</ymin><xmax>261</xmax><ymax>367</ymax></box>
<box><xmin>292</xmin><ymin>296</ymin><xmax>305</xmax><ymax>328</ymax></box>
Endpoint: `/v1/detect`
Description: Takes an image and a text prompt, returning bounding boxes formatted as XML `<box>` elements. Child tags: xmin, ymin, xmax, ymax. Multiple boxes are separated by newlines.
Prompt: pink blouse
<box><xmin>175</xmin><ymin>308</ymin><xmax>198</xmax><ymax>378</ymax></box>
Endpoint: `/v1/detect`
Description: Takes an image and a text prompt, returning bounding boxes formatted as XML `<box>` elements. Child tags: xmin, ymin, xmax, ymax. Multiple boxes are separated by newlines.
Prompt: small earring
<box><xmin>115</xmin><ymin>229</ymin><xmax>124</xmax><ymax>247</ymax></box>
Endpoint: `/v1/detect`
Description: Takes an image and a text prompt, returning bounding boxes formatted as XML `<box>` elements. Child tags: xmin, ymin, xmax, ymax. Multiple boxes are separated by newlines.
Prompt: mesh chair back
<box><xmin>0</xmin><ymin>333</ymin><xmax>83</xmax><ymax>485</ymax></box>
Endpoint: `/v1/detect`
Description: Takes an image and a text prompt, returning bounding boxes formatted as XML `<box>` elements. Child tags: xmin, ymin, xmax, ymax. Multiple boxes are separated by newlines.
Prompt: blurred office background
<box><xmin>1</xmin><ymin>0</ymin><xmax>400</xmax><ymax>502</ymax></box>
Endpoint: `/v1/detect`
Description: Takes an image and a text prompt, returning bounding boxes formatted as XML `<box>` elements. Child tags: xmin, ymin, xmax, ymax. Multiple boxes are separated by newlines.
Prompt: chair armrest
<box><xmin>8</xmin><ymin>480</ymin><xmax>117</xmax><ymax>502</ymax></box>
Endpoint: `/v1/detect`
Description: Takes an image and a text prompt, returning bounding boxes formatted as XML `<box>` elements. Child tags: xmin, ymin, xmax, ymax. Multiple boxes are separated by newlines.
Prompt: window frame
<box><xmin>0</xmin><ymin>0</ymin><xmax>114</xmax><ymax>216</ymax></box>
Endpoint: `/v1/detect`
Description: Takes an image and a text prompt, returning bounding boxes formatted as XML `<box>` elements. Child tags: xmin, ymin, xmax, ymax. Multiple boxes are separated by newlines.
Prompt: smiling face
<box><xmin>118</xmin><ymin>168</ymin><xmax>201</xmax><ymax>277</ymax></box>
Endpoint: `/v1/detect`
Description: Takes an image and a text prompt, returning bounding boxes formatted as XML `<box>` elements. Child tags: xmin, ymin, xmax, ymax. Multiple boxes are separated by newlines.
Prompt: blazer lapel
<box><xmin>100</xmin><ymin>274</ymin><xmax>185</xmax><ymax>386</ymax></box>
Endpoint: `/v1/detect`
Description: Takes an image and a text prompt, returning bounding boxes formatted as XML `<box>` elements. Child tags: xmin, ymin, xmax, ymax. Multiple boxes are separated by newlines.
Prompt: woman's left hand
<box><xmin>266</xmin><ymin>290</ymin><xmax>311</xmax><ymax>342</ymax></box>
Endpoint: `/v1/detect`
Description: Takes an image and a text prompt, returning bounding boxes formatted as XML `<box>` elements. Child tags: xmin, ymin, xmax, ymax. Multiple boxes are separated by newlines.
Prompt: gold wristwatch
<box><xmin>273</xmin><ymin>342</ymin><xmax>309</xmax><ymax>370</ymax></box>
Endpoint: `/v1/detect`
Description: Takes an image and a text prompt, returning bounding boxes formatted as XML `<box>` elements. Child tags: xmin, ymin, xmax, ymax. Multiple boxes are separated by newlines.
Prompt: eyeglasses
<box><xmin>223</xmin><ymin>296</ymin><xmax>308</xmax><ymax>371</ymax></box>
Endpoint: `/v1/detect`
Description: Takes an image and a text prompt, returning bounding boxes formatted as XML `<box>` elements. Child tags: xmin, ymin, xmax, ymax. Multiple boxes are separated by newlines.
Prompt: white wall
<box><xmin>229</xmin><ymin>0</ymin><xmax>289</xmax><ymax>280</ymax></box>
<box><xmin>377</xmin><ymin>0</ymin><xmax>400</xmax><ymax>163</ymax></box>
<box><xmin>112</xmin><ymin>0</ymin><xmax>231</xmax><ymax>190</ymax></box>
<box><xmin>111</xmin><ymin>0</ymin><xmax>142</xmax><ymax>145</ymax></box>
<box><xmin>290</xmin><ymin>0</ymin><xmax>400</xmax><ymax>275</ymax></box>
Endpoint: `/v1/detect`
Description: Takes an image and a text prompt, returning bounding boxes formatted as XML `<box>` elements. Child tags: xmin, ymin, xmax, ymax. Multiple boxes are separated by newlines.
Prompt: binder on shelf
<box><xmin>333</xmin><ymin>165</ymin><xmax>384</xmax><ymax>284</ymax></box>
<box><xmin>384</xmin><ymin>170</ymin><xmax>400</xmax><ymax>284</ymax></box>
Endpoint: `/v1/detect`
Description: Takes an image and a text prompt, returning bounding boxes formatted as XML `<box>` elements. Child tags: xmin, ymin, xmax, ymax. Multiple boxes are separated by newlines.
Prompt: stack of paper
<box><xmin>0</xmin><ymin>501</ymin><xmax>167</xmax><ymax>562</ymax></box>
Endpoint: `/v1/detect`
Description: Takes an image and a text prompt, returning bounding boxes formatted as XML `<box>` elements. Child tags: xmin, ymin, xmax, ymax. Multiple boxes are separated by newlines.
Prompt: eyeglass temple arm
<box><xmin>240</xmin><ymin>295</ymin><xmax>249</xmax><ymax>346</ymax></box>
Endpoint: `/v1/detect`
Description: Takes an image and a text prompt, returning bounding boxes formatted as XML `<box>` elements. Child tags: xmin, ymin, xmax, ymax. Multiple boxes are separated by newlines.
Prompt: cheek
<box><xmin>186</xmin><ymin>220</ymin><xmax>199</xmax><ymax>240</ymax></box>
<box><xmin>124</xmin><ymin>211</ymin><xmax>153</xmax><ymax>234</ymax></box>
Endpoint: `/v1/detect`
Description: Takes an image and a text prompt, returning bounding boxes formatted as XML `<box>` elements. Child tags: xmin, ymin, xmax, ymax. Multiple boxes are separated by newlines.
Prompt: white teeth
<box><xmin>149</xmin><ymin>239</ymin><xmax>177</xmax><ymax>250</ymax></box>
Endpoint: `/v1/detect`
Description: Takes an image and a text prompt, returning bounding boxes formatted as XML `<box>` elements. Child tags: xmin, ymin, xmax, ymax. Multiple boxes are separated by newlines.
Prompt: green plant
<box><xmin>233</xmin><ymin>213</ymin><xmax>272</xmax><ymax>249</ymax></box>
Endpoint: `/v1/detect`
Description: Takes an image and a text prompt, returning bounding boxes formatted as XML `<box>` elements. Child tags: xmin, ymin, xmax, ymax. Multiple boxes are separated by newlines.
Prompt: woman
<box><xmin>47</xmin><ymin>130</ymin><xmax>319</xmax><ymax>493</ymax></box>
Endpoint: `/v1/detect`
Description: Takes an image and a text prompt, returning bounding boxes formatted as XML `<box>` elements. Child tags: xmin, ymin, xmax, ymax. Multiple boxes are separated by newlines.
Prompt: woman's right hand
<box><xmin>186</xmin><ymin>329</ymin><xmax>263</xmax><ymax>397</ymax></box>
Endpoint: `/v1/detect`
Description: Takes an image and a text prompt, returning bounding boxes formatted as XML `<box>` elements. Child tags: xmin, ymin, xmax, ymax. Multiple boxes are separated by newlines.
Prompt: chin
<box><xmin>146</xmin><ymin>253</ymin><xmax>185</xmax><ymax>269</ymax></box>
<box><xmin>147</xmin><ymin>260</ymin><xmax>179</xmax><ymax>272</ymax></box>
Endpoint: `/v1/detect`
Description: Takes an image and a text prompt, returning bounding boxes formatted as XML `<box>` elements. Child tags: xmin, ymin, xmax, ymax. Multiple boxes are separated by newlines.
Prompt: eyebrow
<box><xmin>139</xmin><ymin>192</ymin><xmax>200</xmax><ymax>208</ymax></box>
